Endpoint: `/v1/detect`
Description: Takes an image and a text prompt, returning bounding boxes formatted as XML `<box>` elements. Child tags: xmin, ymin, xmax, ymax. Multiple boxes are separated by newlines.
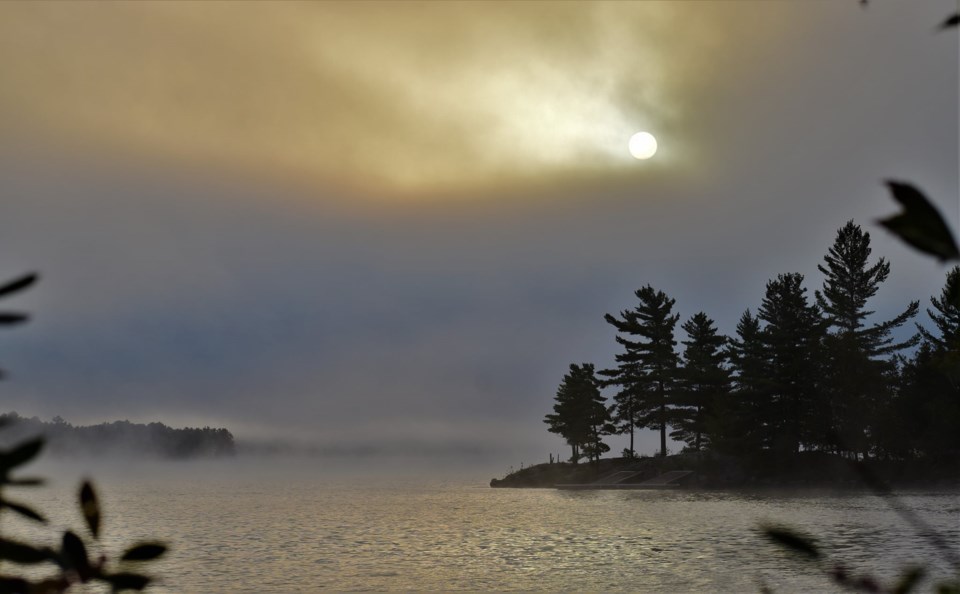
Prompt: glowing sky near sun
<box><xmin>0</xmin><ymin>2</ymin><xmax>803</xmax><ymax>197</ymax></box>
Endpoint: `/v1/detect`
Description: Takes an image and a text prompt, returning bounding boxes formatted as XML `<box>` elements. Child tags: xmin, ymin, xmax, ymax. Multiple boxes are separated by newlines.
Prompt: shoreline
<box><xmin>490</xmin><ymin>452</ymin><xmax>960</xmax><ymax>490</ymax></box>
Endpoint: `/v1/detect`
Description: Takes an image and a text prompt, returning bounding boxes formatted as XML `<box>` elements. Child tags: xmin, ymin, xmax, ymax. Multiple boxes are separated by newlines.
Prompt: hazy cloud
<box><xmin>0</xmin><ymin>2</ymin><xmax>955</xmax><ymax>463</ymax></box>
<box><xmin>0</xmin><ymin>1</ymin><xmax>809</xmax><ymax>196</ymax></box>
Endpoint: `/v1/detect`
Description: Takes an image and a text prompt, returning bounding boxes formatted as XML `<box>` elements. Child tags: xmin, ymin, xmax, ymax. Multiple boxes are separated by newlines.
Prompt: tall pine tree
<box><xmin>671</xmin><ymin>312</ymin><xmax>729</xmax><ymax>452</ymax></box>
<box><xmin>603</xmin><ymin>285</ymin><xmax>679</xmax><ymax>457</ymax></box>
<box><xmin>716</xmin><ymin>310</ymin><xmax>771</xmax><ymax>455</ymax></box>
<box><xmin>758</xmin><ymin>273</ymin><xmax>825</xmax><ymax>456</ymax></box>
<box><xmin>815</xmin><ymin>221</ymin><xmax>918</xmax><ymax>459</ymax></box>
<box><xmin>816</xmin><ymin>221</ymin><xmax>918</xmax><ymax>356</ymax></box>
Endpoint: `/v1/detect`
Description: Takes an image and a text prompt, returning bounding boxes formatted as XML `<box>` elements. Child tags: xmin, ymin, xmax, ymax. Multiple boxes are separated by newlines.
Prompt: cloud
<box><xmin>0</xmin><ymin>2</ymin><xmax>806</xmax><ymax>197</ymax></box>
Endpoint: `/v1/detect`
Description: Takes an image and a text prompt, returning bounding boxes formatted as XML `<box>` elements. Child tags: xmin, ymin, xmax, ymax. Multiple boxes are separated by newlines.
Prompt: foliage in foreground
<box><xmin>762</xmin><ymin>524</ymin><xmax>959</xmax><ymax>594</ymax></box>
<box><xmin>0</xmin><ymin>273</ymin><xmax>166</xmax><ymax>593</ymax></box>
<box><xmin>0</xmin><ymin>433</ymin><xmax>166</xmax><ymax>593</ymax></box>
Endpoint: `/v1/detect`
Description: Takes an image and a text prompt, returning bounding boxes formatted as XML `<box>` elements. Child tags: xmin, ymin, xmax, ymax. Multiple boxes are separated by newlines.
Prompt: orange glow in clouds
<box><xmin>0</xmin><ymin>2</ymin><xmax>802</xmax><ymax>198</ymax></box>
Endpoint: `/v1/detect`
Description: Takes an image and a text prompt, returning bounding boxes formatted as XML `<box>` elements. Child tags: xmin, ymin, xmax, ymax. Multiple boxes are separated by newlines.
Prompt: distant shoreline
<box><xmin>0</xmin><ymin>412</ymin><xmax>235</xmax><ymax>459</ymax></box>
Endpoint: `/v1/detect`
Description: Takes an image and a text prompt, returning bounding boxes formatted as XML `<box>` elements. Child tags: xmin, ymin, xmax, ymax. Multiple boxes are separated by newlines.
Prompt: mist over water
<box><xmin>7</xmin><ymin>454</ymin><xmax>958</xmax><ymax>592</ymax></box>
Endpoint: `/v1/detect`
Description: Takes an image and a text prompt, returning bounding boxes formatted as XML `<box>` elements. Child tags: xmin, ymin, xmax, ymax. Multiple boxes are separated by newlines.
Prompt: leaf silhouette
<box><xmin>0</xmin><ymin>438</ymin><xmax>44</xmax><ymax>473</ymax></box>
<box><xmin>0</xmin><ymin>314</ymin><xmax>28</xmax><ymax>326</ymax></box>
<box><xmin>878</xmin><ymin>181</ymin><xmax>960</xmax><ymax>262</ymax></box>
<box><xmin>0</xmin><ymin>274</ymin><xmax>37</xmax><ymax>299</ymax></box>
<box><xmin>939</xmin><ymin>13</ymin><xmax>959</xmax><ymax>30</ymax></box>
<box><xmin>60</xmin><ymin>531</ymin><xmax>91</xmax><ymax>577</ymax></box>
<box><xmin>103</xmin><ymin>572</ymin><xmax>151</xmax><ymax>591</ymax></box>
<box><xmin>0</xmin><ymin>577</ymin><xmax>31</xmax><ymax>592</ymax></box>
<box><xmin>0</xmin><ymin>538</ymin><xmax>54</xmax><ymax>564</ymax></box>
<box><xmin>892</xmin><ymin>566</ymin><xmax>925</xmax><ymax>594</ymax></box>
<box><xmin>762</xmin><ymin>525</ymin><xmax>821</xmax><ymax>559</ymax></box>
<box><xmin>1</xmin><ymin>499</ymin><xmax>46</xmax><ymax>523</ymax></box>
<box><xmin>120</xmin><ymin>543</ymin><xmax>167</xmax><ymax>562</ymax></box>
<box><xmin>79</xmin><ymin>481</ymin><xmax>101</xmax><ymax>539</ymax></box>
<box><xmin>853</xmin><ymin>576</ymin><xmax>882</xmax><ymax>592</ymax></box>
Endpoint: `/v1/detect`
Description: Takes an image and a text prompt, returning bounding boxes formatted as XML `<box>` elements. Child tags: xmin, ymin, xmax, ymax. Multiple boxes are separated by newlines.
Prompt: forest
<box><xmin>545</xmin><ymin>220</ymin><xmax>960</xmax><ymax>470</ymax></box>
<box><xmin>0</xmin><ymin>412</ymin><xmax>235</xmax><ymax>459</ymax></box>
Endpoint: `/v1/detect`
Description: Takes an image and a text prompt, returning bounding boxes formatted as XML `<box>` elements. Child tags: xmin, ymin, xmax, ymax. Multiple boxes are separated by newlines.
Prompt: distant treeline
<box><xmin>0</xmin><ymin>412</ymin><xmax>235</xmax><ymax>459</ymax></box>
<box><xmin>546</xmin><ymin>220</ymin><xmax>960</xmax><ymax>469</ymax></box>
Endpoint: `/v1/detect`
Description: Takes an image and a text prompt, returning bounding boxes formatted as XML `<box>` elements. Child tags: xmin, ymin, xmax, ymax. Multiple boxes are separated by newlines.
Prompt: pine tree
<box><xmin>757</xmin><ymin>273</ymin><xmax>825</xmax><ymax>456</ymax></box>
<box><xmin>894</xmin><ymin>343</ymin><xmax>960</xmax><ymax>464</ymax></box>
<box><xmin>603</xmin><ymin>285</ymin><xmax>679</xmax><ymax>457</ymax></box>
<box><xmin>671</xmin><ymin>312</ymin><xmax>729</xmax><ymax>452</ymax></box>
<box><xmin>917</xmin><ymin>265</ymin><xmax>960</xmax><ymax>353</ymax></box>
<box><xmin>605</xmin><ymin>383</ymin><xmax>645</xmax><ymax>458</ymax></box>
<box><xmin>816</xmin><ymin>221</ymin><xmax>919</xmax><ymax>356</ymax></box>
<box><xmin>890</xmin><ymin>267</ymin><xmax>960</xmax><ymax>464</ymax></box>
<box><xmin>717</xmin><ymin>310</ymin><xmax>770</xmax><ymax>455</ymax></box>
<box><xmin>916</xmin><ymin>265</ymin><xmax>960</xmax><ymax>389</ymax></box>
<box><xmin>815</xmin><ymin>221</ymin><xmax>918</xmax><ymax>459</ymax></box>
<box><xmin>544</xmin><ymin>363</ymin><xmax>612</xmax><ymax>464</ymax></box>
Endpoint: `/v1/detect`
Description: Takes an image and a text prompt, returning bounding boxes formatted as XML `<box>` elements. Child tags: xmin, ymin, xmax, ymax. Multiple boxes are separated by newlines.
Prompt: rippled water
<box><xmin>7</xmin><ymin>459</ymin><xmax>959</xmax><ymax>592</ymax></box>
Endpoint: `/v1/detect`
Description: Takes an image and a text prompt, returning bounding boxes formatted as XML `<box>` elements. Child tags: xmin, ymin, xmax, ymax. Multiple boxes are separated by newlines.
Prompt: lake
<box><xmin>6</xmin><ymin>458</ymin><xmax>959</xmax><ymax>592</ymax></box>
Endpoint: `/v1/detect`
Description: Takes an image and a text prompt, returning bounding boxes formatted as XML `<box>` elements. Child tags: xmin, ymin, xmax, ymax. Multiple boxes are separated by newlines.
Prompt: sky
<box><xmin>0</xmin><ymin>1</ymin><xmax>957</xmax><ymax>466</ymax></box>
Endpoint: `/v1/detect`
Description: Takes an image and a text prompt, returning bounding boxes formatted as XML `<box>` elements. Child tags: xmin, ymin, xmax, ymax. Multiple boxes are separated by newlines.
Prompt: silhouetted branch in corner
<box><xmin>0</xmin><ymin>273</ymin><xmax>166</xmax><ymax>592</ymax></box>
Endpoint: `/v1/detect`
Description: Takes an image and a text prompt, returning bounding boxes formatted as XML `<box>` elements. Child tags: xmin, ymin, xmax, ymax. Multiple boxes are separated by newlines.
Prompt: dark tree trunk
<box><xmin>659</xmin><ymin>380</ymin><xmax>667</xmax><ymax>457</ymax></box>
<box><xmin>659</xmin><ymin>416</ymin><xmax>667</xmax><ymax>457</ymax></box>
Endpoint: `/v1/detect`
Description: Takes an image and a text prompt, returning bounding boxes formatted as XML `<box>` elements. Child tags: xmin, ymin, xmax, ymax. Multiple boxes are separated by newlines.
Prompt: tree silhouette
<box><xmin>603</xmin><ymin>286</ymin><xmax>679</xmax><ymax>457</ymax></box>
<box><xmin>715</xmin><ymin>310</ymin><xmax>770</xmax><ymax>455</ymax></box>
<box><xmin>893</xmin><ymin>267</ymin><xmax>960</xmax><ymax>464</ymax></box>
<box><xmin>816</xmin><ymin>221</ymin><xmax>918</xmax><ymax>459</ymax></box>
<box><xmin>544</xmin><ymin>363</ymin><xmax>612</xmax><ymax>464</ymax></box>
<box><xmin>816</xmin><ymin>221</ymin><xmax>919</xmax><ymax>356</ymax></box>
<box><xmin>757</xmin><ymin>273</ymin><xmax>825</xmax><ymax>456</ymax></box>
<box><xmin>670</xmin><ymin>312</ymin><xmax>729</xmax><ymax>452</ymax></box>
<box><xmin>917</xmin><ymin>265</ymin><xmax>960</xmax><ymax>353</ymax></box>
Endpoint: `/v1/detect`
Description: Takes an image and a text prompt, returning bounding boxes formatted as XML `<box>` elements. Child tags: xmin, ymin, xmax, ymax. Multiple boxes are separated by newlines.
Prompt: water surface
<box><xmin>8</xmin><ymin>458</ymin><xmax>959</xmax><ymax>592</ymax></box>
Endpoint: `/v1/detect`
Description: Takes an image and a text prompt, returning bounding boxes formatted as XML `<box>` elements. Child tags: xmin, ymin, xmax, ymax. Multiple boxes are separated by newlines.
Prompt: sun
<box><xmin>628</xmin><ymin>131</ymin><xmax>658</xmax><ymax>160</ymax></box>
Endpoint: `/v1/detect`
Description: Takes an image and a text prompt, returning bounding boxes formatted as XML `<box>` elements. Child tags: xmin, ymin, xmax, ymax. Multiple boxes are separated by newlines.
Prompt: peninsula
<box><xmin>491</xmin><ymin>452</ymin><xmax>960</xmax><ymax>490</ymax></box>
